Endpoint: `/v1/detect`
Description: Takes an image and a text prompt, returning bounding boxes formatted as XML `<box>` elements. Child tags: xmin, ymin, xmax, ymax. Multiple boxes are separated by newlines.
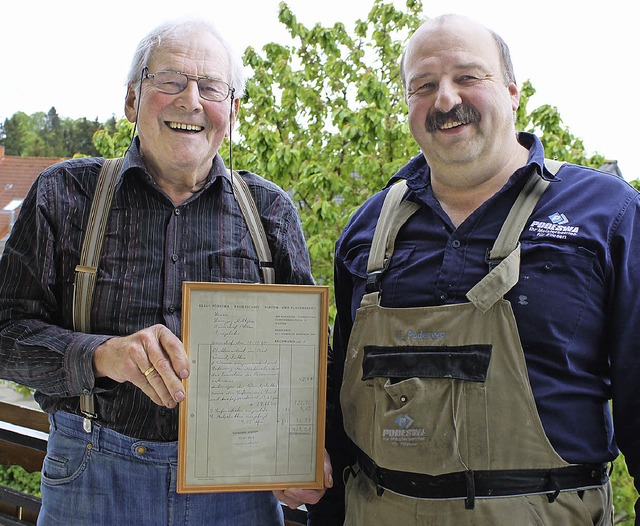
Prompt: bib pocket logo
<box><xmin>382</xmin><ymin>414</ymin><xmax>427</xmax><ymax>447</ymax></box>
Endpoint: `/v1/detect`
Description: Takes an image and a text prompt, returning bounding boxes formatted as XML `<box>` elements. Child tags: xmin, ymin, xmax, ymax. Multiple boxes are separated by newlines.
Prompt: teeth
<box><xmin>440</xmin><ymin>120</ymin><xmax>465</xmax><ymax>130</ymax></box>
<box><xmin>168</xmin><ymin>122</ymin><xmax>203</xmax><ymax>131</ymax></box>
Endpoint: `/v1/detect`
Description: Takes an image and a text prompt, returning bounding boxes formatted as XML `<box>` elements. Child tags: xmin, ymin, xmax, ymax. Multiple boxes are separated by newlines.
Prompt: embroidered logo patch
<box><xmin>529</xmin><ymin>213</ymin><xmax>580</xmax><ymax>240</ymax></box>
<box><xmin>548</xmin><ymin>212</ymin><xmax>569</xmax><ymax>225</ymax></box>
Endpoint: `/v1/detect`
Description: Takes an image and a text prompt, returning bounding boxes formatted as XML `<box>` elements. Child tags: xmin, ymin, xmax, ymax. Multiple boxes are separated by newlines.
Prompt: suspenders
<box><xmin>74</xmin><ymin>158</ymin><xmax>275</xmax><ymax>428</ymax></box>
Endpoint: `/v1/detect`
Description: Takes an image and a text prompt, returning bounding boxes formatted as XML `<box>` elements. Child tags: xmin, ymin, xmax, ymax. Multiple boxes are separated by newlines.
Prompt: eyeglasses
<box><xmin>144</xmin><ymin>70</ymin><xmax>234</xmax><ymax>102</ymax></box>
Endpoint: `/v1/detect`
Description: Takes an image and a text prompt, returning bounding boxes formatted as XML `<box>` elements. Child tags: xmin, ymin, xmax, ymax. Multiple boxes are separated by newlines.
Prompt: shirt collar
<box><xmin>388</xmin><ymin>132</ymin><xmax>559</xmax><ymax>192</ymax></box>
<box><xmin>116</xmin><ymin>137</ymin><xmax>231</xmax><ymax>192</ymax></box>
<box><xmin>517</xmin><ymin>132</ymin><xmax>561</xmax><ymax>182</ymax></box>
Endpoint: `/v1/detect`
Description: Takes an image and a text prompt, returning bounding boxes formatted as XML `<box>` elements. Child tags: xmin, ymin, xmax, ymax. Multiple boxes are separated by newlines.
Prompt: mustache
<box><xmin>426</xmin><ymin>105</ymin><xmax>481</xmax><ymax>132</ymax></box>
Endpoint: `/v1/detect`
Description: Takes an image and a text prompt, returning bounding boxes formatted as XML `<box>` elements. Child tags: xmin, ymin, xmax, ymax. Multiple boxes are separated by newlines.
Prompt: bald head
<box><xmin>400</xmin><ymin>15</ymin><xmax>515</xmax><ymax>94</ymax></box>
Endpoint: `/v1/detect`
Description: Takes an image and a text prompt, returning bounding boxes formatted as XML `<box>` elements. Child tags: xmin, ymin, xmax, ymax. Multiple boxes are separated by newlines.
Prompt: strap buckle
<box><xmin>365</xmin><ymin>270</ymin><xmax>383</xmax><ymax>294</ymax></box>
<box><xmin>484</xmin><ymin>248</ymin><xmax>502</xmax><ymax>272</ymax></box>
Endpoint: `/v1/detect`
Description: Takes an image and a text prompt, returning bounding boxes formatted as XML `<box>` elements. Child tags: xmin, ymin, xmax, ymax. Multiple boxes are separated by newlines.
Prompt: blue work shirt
<box><xmin>316</xmin><ymin>133</ymin><xmax>640</xmax><ymax>524</ymax></box>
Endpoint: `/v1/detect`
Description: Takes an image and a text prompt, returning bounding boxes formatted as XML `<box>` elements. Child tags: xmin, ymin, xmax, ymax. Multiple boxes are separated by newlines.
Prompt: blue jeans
<box><xmin>38</xmin><ymin>411</ymin><xmax>284</xmax><ymax>526</ymax></box>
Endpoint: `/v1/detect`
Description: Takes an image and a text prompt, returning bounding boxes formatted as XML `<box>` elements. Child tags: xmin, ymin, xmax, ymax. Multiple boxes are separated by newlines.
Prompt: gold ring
<box><xmin>143</xmin><ymin>366</ymin><xmax>155</xmax><ymax>377</ymax></box>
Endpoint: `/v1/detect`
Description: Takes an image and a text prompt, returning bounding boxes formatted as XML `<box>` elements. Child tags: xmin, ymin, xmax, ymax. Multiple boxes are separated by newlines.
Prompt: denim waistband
<box><xmin>50</xmin><ymin>411</ymin><xmax>178</xmax><ymax>463</ymax></box>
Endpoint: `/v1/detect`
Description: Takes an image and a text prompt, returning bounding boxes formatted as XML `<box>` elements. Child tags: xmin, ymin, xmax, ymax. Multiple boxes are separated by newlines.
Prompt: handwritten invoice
<box><xmin>180</xmin><ymin>284</ymin><xmax>326</xmax><ymax>490</ymax></box>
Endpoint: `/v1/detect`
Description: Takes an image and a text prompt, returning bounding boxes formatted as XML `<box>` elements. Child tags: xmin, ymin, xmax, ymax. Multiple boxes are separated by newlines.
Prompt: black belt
<box><xmin>357</xmin><ymin>451</ymin><xmax>609</xmax><ymax>509</ymax></box>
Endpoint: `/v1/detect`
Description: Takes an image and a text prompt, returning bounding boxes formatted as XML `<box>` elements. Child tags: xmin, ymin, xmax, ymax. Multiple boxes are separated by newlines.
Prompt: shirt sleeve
<box><xmin>0</xmin><ymin>169</ymin><xmax>109</xmax><ymax>398</ymax></box>
<box><xmin>609</xmin><ymin>191</ymin><xmax>640</xmax><ymax>496</ymax></box>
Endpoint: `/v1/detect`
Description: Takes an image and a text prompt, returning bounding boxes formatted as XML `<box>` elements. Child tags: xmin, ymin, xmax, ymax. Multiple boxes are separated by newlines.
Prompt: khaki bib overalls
<box><xmin>340</xmin><ymin>168</ymin><xmax>612</xmax><ymax>525</ymax></box>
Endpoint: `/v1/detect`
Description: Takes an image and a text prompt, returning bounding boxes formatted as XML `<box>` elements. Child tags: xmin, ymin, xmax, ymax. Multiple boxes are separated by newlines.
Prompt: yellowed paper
<box><xmin>178</xmin><ymin>282</ymin><xmax>328</xmax><ymax>493</ymax></box>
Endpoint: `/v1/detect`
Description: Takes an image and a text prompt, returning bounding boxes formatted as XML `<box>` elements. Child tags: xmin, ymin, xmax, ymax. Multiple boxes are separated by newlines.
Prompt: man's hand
<box><xmin>274</xmin><ymin>450</ymin><xmax>333</xmax><ymax>509</ymax></box>
<box><xmin>93</xmin><ymin>324</ymin><xmax>189</xmax><ymax>408</ymax></box>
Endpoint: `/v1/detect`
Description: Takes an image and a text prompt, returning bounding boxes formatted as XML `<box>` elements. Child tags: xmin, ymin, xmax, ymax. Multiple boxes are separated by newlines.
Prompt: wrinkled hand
<box><xmin>274</xmin><ymin>450</ymin><xmax>333</xmax><ymax>509</ymax></box>
<box><xmin>93</xmin><ymin>324</ymin><xmax>189</xmax><ymax>408</ymax></box>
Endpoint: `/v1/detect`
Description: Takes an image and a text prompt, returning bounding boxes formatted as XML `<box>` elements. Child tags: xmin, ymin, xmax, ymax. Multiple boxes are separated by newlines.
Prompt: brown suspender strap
<box><xmin>231</xmin><ymin>171</ymin><xmax>275</xmax><ymax>284</ymax></box>
<box><xmin>73</xmin><ymin>161</ymin><xmax>274</xmax><ymax>426</ymax></box>
<box><xmin>468</xmin><ymin>159</ymin><xmax>564</xmax><ymax>312</ymax></box>
<box><xmin>74</xmin><ymin>158</ymin><xmax>123</xmax><ymax>422</ymax></box>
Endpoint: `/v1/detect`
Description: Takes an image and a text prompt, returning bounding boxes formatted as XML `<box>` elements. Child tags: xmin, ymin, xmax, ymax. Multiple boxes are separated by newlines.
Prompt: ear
<box><xmin>124</xmin><ymin>84</ymin><xmax>138</xmax><ymax>123</ymax></box>
<box><xmin>232</xmin><ymin>97</ymin><xmax>240</xmax><ymax>122</ymax></box>
<box><xmin>508</xmin><ymin>82</ymin><xmax>520</xmax><ymax>112</ymax></box>
<box><xmin>229</xmin><ymin>97</ymin><xmax>241</xmax><ymax>131</ymax></box>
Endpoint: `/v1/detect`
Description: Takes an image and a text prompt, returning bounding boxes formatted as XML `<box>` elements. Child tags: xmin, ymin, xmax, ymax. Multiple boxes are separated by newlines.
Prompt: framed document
<box><xmin>178</xmin><ymin>282</ymin><xmax>329</xmax><ymax>493</ymax></box>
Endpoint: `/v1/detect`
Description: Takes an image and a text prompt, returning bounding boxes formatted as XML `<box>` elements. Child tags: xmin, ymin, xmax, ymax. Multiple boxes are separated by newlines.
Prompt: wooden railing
<box><xmin>0</xmin><ymin>400</ymin><xmax>47</xmax><ymax>525</ymax></box>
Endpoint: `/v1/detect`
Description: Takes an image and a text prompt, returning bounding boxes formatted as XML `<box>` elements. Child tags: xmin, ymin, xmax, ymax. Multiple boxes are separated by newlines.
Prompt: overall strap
<box><xmin>488</xmin><ymin>159</ymin><xmax>564</xmax><ymax>261</ymax></box>
<box><xmin>230</xmin><ymin>171</ymin><xmax>275</xmax><ymax>284</ymax></box>
<box><xmin>74</xmin><ymin>157</ymin><xmax>123</xmax><ymax>424</ymax></box>
<box><xmin>362</xmin><ymin>180</ymin><xmax>419</xmax><ymax>307</ymax></box>
<box><xmin>361</xmin><ymin>160</ymin><xmax>565</xmax><ymax>312</ymax></box>
<box><xmin>467</xmin><ymin>159</ymin><xmax>564</xmax><ymax>312</ymax></box>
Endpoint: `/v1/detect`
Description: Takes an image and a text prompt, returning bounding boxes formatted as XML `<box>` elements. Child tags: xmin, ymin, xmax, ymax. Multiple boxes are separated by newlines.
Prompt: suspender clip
<box><xmin>365</xmin><ymin>270</ymin><xmax>383</xmax><ymax>294</ymax></box>
<box><xmin>484</xmin><ymin>249</ymin><xmax>502</xmax><ymax>272</ymax></box>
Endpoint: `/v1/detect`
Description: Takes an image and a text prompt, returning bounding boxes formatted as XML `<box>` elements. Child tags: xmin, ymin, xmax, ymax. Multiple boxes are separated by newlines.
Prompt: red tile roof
<box><xmin>0</xmin><ymin>145</ymin><xmax>66</xmax><ymax>238</ymax></box>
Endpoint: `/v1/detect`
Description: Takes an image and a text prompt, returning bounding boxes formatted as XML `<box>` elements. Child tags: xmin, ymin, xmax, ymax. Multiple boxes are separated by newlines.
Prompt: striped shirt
<box><xmin>0</xmin><ymin>140</ymin><xmax>314</xmax><ymax>440</ymax></box>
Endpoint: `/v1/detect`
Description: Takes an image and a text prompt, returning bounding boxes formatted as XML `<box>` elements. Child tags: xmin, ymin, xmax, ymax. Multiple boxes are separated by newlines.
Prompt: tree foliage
<box><xmin>0</xmin><ymin>107</ymin><xmax>103</xmax><ymax>158</ymax></box>
<box><xmin>516</xmin><ymin>81</ymin><xmax>605</xmax><ymax>167</ymax></box>
<box><xmin>231</xmin><ymin>0</ymin><xmax>424</xmax><ymax>288</ymax></box>
<box><xmin>92</xmin><ymin>117</ymin><xmax>134</xmax><ymax>158</ymax></box>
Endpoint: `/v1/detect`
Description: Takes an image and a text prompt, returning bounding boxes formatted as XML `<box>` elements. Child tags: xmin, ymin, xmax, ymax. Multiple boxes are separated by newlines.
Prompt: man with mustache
<box><xmin>308</xmin><ymin>14</ymin><xmax>640</xmax><ymax>525</ymax></box>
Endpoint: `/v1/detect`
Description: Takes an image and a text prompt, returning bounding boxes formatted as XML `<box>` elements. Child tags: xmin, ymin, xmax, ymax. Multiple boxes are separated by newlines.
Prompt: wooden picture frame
<box><xmin>178</xmin><ymin>282</ymin><xmax>329</xmax><ymax>493</ymax></box>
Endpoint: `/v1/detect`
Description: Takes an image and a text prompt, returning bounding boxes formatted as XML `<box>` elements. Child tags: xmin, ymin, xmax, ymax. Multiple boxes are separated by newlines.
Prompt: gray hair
<box><xmin>400</xmin><ymin>15</ymin><xmax>516</xmax><ymax>91</ymax></box>
<box><xmin>126</xmin><ymin>19</ymin><xmax>246</xmax><ymax>98</ymax></box>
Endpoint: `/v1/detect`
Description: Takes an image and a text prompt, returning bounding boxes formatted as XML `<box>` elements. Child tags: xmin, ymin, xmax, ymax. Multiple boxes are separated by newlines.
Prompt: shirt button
<box><xmin>136</xmin><ymin>445</ymin><xmax>148</xmax><ymax>455</ymax></box>
<box><xmin>167</xmin><ymin>305</ymin><xmax>176</xmax><ymax>314</ymax></box>
<box><xmin>171</xmin><ymin>254</ymin><xmax>179</xmax><ymax>262</ymax></box>
<box><xmin>451</xmin><ymin>240</ymin><xmax>461</xmax><ymax>248</ymax></box>
<box><xmin>543</xmin><ymin>262</ymin><xmax>553</xmax><ymax>271</ymax></box>
<box><xmin>174</xmin><ymin>209</ymin><xmax>181</xmax><ymax>216</ymax></box>
<box><xmin>438</xmin><ymin>292</ymin><xmax>448</xmax><ymax>301</ymax></box>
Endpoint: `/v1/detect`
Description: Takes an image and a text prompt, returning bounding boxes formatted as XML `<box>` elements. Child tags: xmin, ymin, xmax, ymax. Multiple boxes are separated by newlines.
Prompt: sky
<box><xmin>2</xmin><ymin>0</ymin><xmax>636</xmax><ymax>180</ymax></box>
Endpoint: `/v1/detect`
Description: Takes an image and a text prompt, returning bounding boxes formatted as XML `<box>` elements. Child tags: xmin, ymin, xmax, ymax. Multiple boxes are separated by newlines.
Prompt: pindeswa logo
<box><xmin>529</xmin><ymin>212</ymin><xmax>580</xmax><ymax>240</ymax></box>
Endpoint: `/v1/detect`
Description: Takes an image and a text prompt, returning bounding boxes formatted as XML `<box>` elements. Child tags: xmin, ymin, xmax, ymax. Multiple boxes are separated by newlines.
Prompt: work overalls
<box><xmin>340</xmin><ymin>169</ymin><xmax>612</xmax><ymax>525</ymax></box>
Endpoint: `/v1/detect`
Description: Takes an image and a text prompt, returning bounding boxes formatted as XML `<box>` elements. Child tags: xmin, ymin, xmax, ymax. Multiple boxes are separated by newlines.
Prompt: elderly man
<box><xmin>0</xmin><ymin>19</ymin><xmax>317</xmax><ymax>526</ymax></box>
<box><xmin>309</xmin><ymin>14</ymin><xmax>640</xmax><ymax>526</ymax></box>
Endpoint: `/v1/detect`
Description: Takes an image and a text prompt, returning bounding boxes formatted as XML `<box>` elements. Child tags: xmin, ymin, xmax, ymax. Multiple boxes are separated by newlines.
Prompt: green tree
<box><xmin>233</xmin><ymin>0</ymin><xmax>423</xmax><ymax>289</ymax></box>
<box><xmin>516</xmin><ymin>82</ymin><xmax>605</xmax><ymax>167</ymax></box>
<box><xmin>63</xmin><ymin>117</ymin><xmax>102</xmax><ymax>158</ymax></box>
<box><xmin>44</xmin><ymin>107</ymin><xmax>64</xmax><ymax>156</ymax></box>
<box><xmin>1</xmin><ymin>109</ymin><xmax>103</xmax><ymax>158</ymax></box>
<box><xmin>1</xmin><ymin>112</ymin><xmax>31</xmax><ymax>155</ymax></box>
<box><xmin>92</xmin><ymin>117</ymin><xmax>133</xmax><ymax>158</ymax></box>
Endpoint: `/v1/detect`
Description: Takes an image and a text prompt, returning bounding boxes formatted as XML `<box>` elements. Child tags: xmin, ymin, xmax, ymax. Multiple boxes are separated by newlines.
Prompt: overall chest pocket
<box><xmin>363</xmin><ymin>344</ymin><xmax>492</xmax><ymax>474</ymax></box>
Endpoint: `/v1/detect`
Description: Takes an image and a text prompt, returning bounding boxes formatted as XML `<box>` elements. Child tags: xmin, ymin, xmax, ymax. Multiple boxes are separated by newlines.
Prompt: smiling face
<box><xmin>125</xmin><ymin>28</ymin><xmax>238</xmax><ymax>184</ymax></box>
<box><xmin>403</xmin><ymin>16</ymin><xmax>520</xmax><ymax>175</ymax></box>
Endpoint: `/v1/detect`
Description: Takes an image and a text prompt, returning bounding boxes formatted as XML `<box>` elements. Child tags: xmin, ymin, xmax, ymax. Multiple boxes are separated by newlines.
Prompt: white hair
<box><xmin>126</xmin><ymin>19</ymin><xmax>246</xmax><ymax>98</ymax></box>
